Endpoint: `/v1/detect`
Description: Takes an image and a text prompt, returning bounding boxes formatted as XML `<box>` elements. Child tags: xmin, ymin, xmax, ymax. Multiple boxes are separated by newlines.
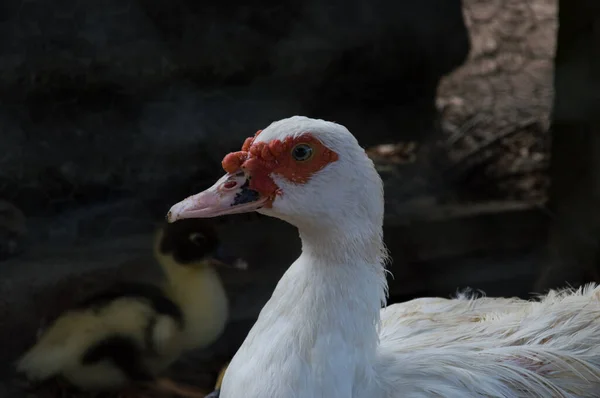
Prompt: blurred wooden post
<box><xmin>535</xmin><ymin>0</ymin><xmax>600</xmax><ymax>292</ymax></box>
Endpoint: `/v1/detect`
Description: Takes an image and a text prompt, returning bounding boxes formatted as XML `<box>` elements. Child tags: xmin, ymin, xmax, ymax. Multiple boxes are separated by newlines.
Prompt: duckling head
<box><xmin>155</xmin><ymin>218</ymin><xmax>247</xmax><ymax>271</ymax></box>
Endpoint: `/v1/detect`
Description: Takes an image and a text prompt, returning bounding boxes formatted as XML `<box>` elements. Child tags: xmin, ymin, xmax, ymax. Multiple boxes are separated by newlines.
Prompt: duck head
<box><xmin>167</xmin><ymin>116</ymin><xmax>384</xmax><ymax>232</ymax></box>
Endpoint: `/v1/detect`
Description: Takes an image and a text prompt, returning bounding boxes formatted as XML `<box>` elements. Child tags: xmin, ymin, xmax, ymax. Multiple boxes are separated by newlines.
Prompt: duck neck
<box><xmin>223</xmin><ymin>214</ymin><xmax>388</xmax><ymax>396</ymax></box>
<box><xmin>297</xmin><ymin>220</ymin><xmax>388</xmax><ymax>339</ymax></box>
<box><xmin>265</xmin><ymin>219</ymin><xmax>387</xmax><ymax>368</ymax></box>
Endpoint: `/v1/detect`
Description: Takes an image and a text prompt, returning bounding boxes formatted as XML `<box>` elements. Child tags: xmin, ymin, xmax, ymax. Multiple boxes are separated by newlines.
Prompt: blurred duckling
<box><xmin>16</xmin><ymin>218</ymin><xmax>246</xmax><ymax>397</ymax></box>
<box><xmin>0</xmin><ymin>199</ymin><xmax>27</xmax><ymax>261</ymax></box>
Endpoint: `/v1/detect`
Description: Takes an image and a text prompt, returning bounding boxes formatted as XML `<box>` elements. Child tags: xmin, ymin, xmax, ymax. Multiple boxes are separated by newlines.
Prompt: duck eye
<box><xmin>188</xmin><ymin>232</ymin><xmax>205</xmax><ymax>246</ymax></box>
<box><xmin>291</xmin><ymin>144</ymin><xmax>313</xmax><ymax>161</ymax></box>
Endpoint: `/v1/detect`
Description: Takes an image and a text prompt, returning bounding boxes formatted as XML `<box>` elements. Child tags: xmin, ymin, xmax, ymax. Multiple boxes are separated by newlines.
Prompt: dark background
<box><xmin>1</xmin><ymin>0</ymin><xmax>599</xmax><ymax>396</ymax></box>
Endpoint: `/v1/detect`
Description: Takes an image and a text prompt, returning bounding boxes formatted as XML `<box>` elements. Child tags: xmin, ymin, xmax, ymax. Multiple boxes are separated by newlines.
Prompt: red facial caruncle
<box><xmin>222</xmin><ymin>130</ymin><xmax>339</xmax><ymax>207</ymax></box>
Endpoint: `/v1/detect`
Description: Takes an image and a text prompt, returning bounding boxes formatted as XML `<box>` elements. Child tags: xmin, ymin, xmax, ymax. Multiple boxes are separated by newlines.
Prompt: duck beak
<box><xmin>207</xmin><ymin>244</ymin><xmax>248</xmax><ymax>270</ymax></box>
<box><xmin>167</xmin><ymin>172</ymin><xmax>269</xmax><ymax>222</ymax></box>
<box><xmin>207</xmin><ymin>257</ymin><xmax>248</xmax><ymax>270</ymax></box>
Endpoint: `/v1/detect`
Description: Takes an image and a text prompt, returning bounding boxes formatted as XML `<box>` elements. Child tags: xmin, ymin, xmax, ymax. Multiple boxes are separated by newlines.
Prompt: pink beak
<box><xmin>167</xmin><ymin>172</ymin><xmax>269</xmax><ymax>222</ymax></box>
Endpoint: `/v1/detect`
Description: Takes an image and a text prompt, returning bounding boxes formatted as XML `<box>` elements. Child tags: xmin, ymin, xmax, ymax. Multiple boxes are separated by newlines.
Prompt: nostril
<box><xmin>224</xmin><ymin>181</ymin><xmax>237</xmax><ymax>189</ymax></box>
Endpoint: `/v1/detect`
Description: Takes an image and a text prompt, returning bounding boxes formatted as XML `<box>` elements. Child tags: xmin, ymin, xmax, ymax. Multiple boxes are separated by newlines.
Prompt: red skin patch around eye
<box><xmin>221</xmin><ymin>132</ymin><xmax>339</xmax><ymax>207</ymax></box>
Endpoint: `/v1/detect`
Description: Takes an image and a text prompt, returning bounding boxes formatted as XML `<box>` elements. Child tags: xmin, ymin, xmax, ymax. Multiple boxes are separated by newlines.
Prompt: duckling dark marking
<box><xmin>77</xmin><ymin>283</ymin><xmax>184</xmax><ymax>327</ymax></box>
<box><xmin>232</xmin><ymin>180</ymin><xmax>260</xmax><ymax>206</ymax></box>
<box><xmin>159</xmin><ymin>218</ymin><xmax>220</xmax><ymax>265</ymax></box>
<box><xmin>82</xmin><ymin>335</ymin><xmax>154</xmax><ymax>382</ymax></box>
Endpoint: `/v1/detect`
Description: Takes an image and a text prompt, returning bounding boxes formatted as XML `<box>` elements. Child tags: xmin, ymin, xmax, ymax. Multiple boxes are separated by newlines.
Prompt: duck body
<box><xmin>17</xmin><ymin>219</ymin><xmax>242</xmax><ymax>393</ymax></box>
<box><xmin>217</xmin><ymin>264</ymin><xmax>600</xmax><ymax>398</ymax></box>
<box><xmin>168</xmin><ymin>116</ymin><xmax>600</xmax><ymax>398</ymax></box>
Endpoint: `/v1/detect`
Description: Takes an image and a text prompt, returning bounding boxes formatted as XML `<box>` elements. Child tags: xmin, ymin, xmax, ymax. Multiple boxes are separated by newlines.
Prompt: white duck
<box><xmin>167</xmin><ymin>116</ymin><xmax>600</xmax><ymax>398</ymax></box>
